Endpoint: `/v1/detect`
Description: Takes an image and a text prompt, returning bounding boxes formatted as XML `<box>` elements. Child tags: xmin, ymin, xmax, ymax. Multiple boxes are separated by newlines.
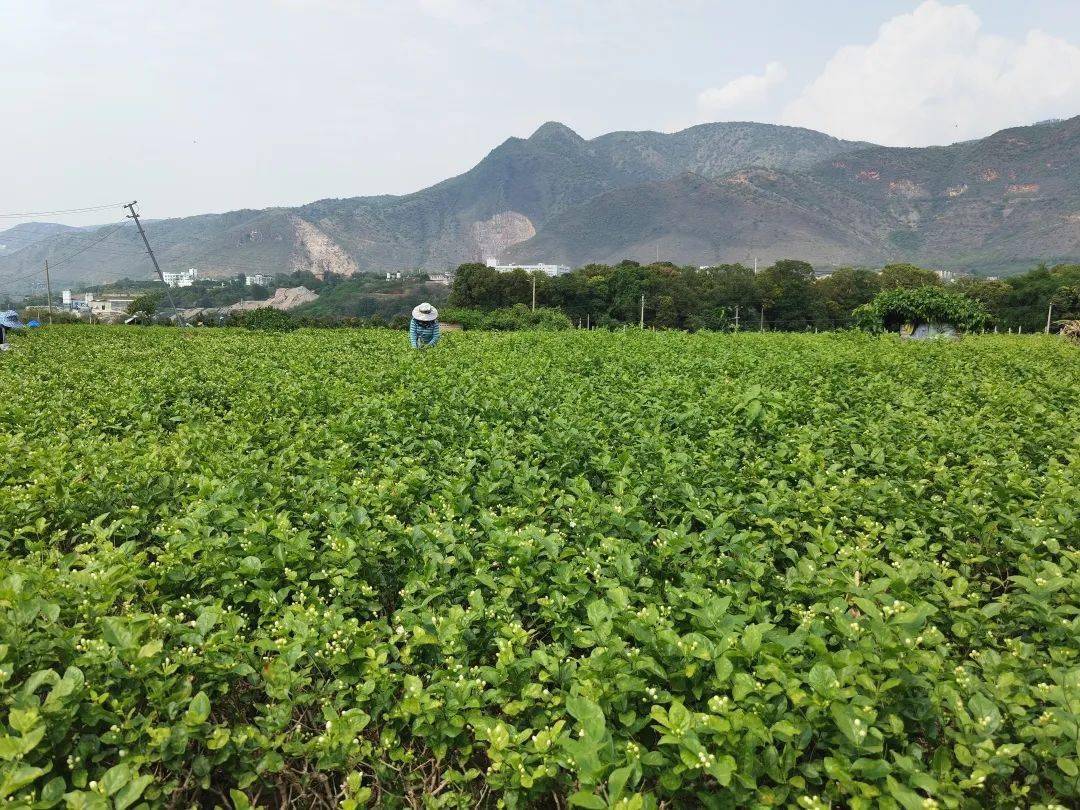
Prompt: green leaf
<box><xmin>830</xmin><ymin>704</ymin><xmax>868</xmax><ymax>747</ymax></box>
<box><xmin>666</xmin><ymin>701</ymin><xmax>692</xmax><ymax>734</ymax></box>
<box><xmin>0</xmin><ymin>763</ymin><xmax>46</xmax><ymax>799</ymax></box>
<box><xmin>708</xmin><ymin>754</ymin><xmax>736</xmax><ymax>786</ymax></box>
<box><xmin>40</xmin><ymin>776</ymin><xmax>66</xmax><ymax>805</ymax></box>
<box><xmin>566</xmin><ymin>695</ymin><xmax>606</xmax><ymax>741</ymax></box>
<box><xmin>19</xmin><ymin>670</ymin><xmax>58</xmax><ymax>697</ymax></box>
<box><xmin>808</xmin><ymin>663</ymin><xmax>838</xmax><ymax>695</ymax></box>
<box><xmin>741</xmin><ymin>623</ymin><xmax>764</xmax><ymax>656</ymax></box>
<box><xmin>607</xmin><ymin>765</ymin><xmax>634</xmax><ymax>800</ymax></box>
<box><xmin>207</xmin><ymin>727</ymin><xmax>231</xmax><ymax>750</ymax></box>
<box><xmin>114</xmin><ymin>774</ymin><xmax>153</xmax><ymax>810</ymax></box>
<box><xmin>45</xmin><ymin>667</ymin><xmax>84</xmax><ymax>706</ymax></box>
<box><xmin>8</xmin><ymin>708</ymin><xmax>38</xmax><ymax>735</ymax></box>
<box><xmin>967</xmin><ymin>693</ymin><xmax>1001</xmax><ymax>735</ymax></box>
<box><xmin>713</xmin><ymin>656</ymin><xmax>733</xmax><ymax>683</ymax></box>
<box><xmin>852</xmin><ymin>758</ymin><xmax>891</xmax><ymax>779</ymax></box>
<box><xmin>487</xmin><ymin>723</ymin><xmax>510</xmax><ymax>752</ymax></box>
<box><xmin>100</xmin><ymin>763</ymin><xmax>130</xmax><ymax>796</ymax></box>
<box><xmin>138</xmin><ymin>639</ymin><xmax>163</xmax><ymax>659</ymax></box>
<box><xmin>885</xmin><ymin>776</ymin><xmax>925</xmax><ymax>810</ymax></box>
<box><xmin>239</xmin><ymin>556</ymin><xmax>262</xmax><ymax>576</ymax></box>
<box><xmin>569</xmin><ymin>790</ymin><xmax>606</xmax><ymax>809</ymax></box>
<box><xmin>17</xmin><ymin>725</ymin><xmax>45</xmax><ymax>756</ymax></box>
<box><xmin>195</xmin><ymin>607</ymin><xmax>221</xmax><ymax>637</ymax></box>
<box><xmin>256</xmin><ymin>751</ymin><xmax>285</xmax><ymax>774</ymax></box>
<box><xmin>101</xmin><ymin>617</ymin><xmax>135</xmax><ymax>650</ymax></box>
<box><xmin>954</xmin><ymin>744</ymin><xmax>973</xmax><ymax>766</ymax></box>
<box><xmin>185</xmin><ymin>691</ymin><xmax>211</xmax><ymax>725</ymax></box>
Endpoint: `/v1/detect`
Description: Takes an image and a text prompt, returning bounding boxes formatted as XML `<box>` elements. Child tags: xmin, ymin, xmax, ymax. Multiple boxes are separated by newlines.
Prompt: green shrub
<box><xmin>442</xmin><ymin>305</ymin><xmax>571</xmax><ymax>331</ymax></box>
<box><xmin>242</xmin><ymin>307</ymin><xmax>296</xmax><ymax>332</ymax></box>
<box><xmin>854</xmin><ymin>285</ymin><xmax>990</xmax><ymax>332</ymax></box>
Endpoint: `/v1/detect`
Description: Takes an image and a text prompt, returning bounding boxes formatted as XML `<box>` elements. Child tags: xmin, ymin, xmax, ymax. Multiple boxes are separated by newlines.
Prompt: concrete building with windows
<box><xmin>245</xmin><ymin>273</ymin><xmax>275</xmax><ymax>287</ymax></box>
<box><xmin>89</xmin><ymin>297</ymin><xmax>134</xmax><ymax>315</ymax></box>
<box><xmin>162</xmin><ymin>268</ymin><xmax>198</xmax><ymax>288</ymax></box>
<box><xmin>485</xmin><ymin>259</ymin><xmax>570</xmax><ymax>277</ymax></box>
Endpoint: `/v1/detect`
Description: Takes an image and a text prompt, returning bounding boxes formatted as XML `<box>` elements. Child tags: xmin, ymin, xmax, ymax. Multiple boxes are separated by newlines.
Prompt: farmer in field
<box><xmin>409</xmin><ymin>302</ymin><xmax>441</xmax><ymax>349</ymax></box>
<box><xmin>0</xmin><ymin>310</ymin><xmax>23</xmax><ymax>351</ymax></box>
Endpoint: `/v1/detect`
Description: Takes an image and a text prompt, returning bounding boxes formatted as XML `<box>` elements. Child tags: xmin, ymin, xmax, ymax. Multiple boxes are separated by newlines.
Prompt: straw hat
<box><xmin>412</xmin><ymin>302</ymin><xmax>438</xmax><ymax>322</ymax></box>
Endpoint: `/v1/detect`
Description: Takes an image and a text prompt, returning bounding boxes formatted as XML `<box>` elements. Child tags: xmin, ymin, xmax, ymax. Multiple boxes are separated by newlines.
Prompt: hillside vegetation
<box><xmin>2</xmin><ymin>117</ymin><xmax>1078</xmax><ymax>289</ymax></box>
<box><xmin>0</xmin><ymin>328</ymin><xmax>1077</xmax><ymax>808</ymax></box>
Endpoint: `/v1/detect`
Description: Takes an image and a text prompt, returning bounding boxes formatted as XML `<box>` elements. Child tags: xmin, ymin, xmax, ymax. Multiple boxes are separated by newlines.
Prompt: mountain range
<box><xmin>2</xmin><ymin>116</ymin><xmax>1079</xmax><ymax>291</ymax></box>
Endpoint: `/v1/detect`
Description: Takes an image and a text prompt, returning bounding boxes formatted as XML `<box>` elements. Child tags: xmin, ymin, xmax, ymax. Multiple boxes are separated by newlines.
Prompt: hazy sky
<box><xmin>2</xmin><ymin>0</ymin><xmax>1079</xmax><ymax>228</ymax></box>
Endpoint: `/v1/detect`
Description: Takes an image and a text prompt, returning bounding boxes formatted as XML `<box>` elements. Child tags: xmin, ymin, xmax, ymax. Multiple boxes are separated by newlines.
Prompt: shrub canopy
<box><xmin>242</xmin><ymin>307</ymin><xmax>297</xmax><ymax>332</ymax></box>
<box><xmin>853</xmin><ymin>286</ymin><xmax>989</xmax><ymax>332</ymax></box>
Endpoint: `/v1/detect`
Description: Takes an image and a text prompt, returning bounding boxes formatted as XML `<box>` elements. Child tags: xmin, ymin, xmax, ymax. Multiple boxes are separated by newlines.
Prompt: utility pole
<box><xmin>760</xmin><ymin>307</ymin><xmax>765</xmax><ymax>332</ymax></box>
<box><xmin>44</xmin><ymin>258</ymin><xmax>54</xmax><ymax>326</ymax></box>
<box><xmin>1045</xmin><ymin>302</ymin><xmax>1053</xmax><ymax>334</ymax></box>
<box><xmin>639</xmin><ymin>294</ymin><xmax>645</xmax><ymax>328</ymax></box>
<box><xmin>734</xmin><ymin>305</ymin><xmax>740</xmax><ymax>332</ymax></box>
<box><xmin>531</xmin><ymin>273</ymin><xmax>536</xmax><ymax>312</ymax></box>
<box><xmin>586</xmin><ymin>313</ymin><xmax>590</xmax><ymax>330</ymax></box>
<box><xmin>124</xmin><ymin>201</ymin><xmax>186</xmax><ymax>327</ymax></box>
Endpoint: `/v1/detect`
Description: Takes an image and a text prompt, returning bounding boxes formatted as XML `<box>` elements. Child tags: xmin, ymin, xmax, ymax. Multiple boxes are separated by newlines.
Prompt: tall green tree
<box><xmin>127</xmin><ymin>291</ymin><xmax>165</xmax><ymax>323</ymax></box>
<box><xmin>499</xmin><ymin>268</ymin><xmax>533</xmax><ymax>308</ymax></box>
<box><xmin>654</xmin><ymin>295</ymin><xmax>679</xmax><ymax>328</ymax></box>
<box><xmin>756</xmin><ymin>259</ymin><xmax>821</xmax><ymax>329</ymax></box>
<box><xmin>816</xmin><ymin>268</ymin><xmax>881</xmax><ymax>326</ymax></box>
<box><xmin>449</xmin><ymin>263</ymin><xmax>503</xmax><ymax>309</ymax></box>
<box><xmin>951</xmin><ymin>277</ymin><xmax>1011</xmax><ymax>323</ymax></box>
<box><xmin>878</xmin><ymin>263</ymin><xmax>942</xmax><ymax>290</ymax></box>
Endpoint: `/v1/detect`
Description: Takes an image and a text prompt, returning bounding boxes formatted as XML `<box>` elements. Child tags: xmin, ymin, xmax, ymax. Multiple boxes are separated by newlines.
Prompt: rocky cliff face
<box><xmin>471</xmin><ymin>212</ymin><xmax>536</xmax><ymax>261</ymax></box>
<box><xmin>290</xmin><ymin>217</ymin><xmax>359</xmax><ymax>277</ymax></box>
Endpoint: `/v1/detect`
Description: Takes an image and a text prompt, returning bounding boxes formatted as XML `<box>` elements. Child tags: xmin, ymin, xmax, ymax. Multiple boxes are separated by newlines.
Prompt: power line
<box><xmin>0</xmin><ymin>223</ymin><xmax>129</xmax><ymax>256</ymax></box>
<box><xmin>0</xmin><ymin>203</ymin><xmax>127</xmax><ymax>219</ymax></box>
<box><xmin>43</xmin><ymin>223</ymin><xmax>130</xmax><ymax>271</ymax></box>
<box><xmin>0</xmin><ymin>224</ymin><xmax>129</xmax><ymax>291</ymax></box>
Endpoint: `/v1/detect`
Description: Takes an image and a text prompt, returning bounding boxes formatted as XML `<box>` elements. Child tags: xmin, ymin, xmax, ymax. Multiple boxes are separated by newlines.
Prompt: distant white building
<box><xmin>60</xmin><ymin>290</ymin><xmax>89</xmax><ymax>311</ymax></box>
<box><xmin>162</xmin><ymin>268</ymin><xmax>198</xmax><ymax>288</ymax></box>
<box><xmin>486</xmin><ymin>259</ymin><xmax>570</xmax><ymax>277</ymax></box>
<box><xmin>95</xmin><ymin>298</ymin><xmax>134</xmax><ymax>314</ymax></box>
<box><xmin>428</xmin><ymin>273</ymin><xmax>452</xmax><ymax>285</ymax></box>
<box><xmin>245</xmin><ymin>273</ymin><xmax>274</xmax><ymax>287</ymax></box>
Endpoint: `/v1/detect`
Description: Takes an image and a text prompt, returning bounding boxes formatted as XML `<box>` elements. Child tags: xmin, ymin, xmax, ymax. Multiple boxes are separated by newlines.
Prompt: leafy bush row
<box><xmin>441</xmin><ymin>305</ymin><xmax>572</xmax><ymax>331</ymax></box>
<box><xmin>0</xmin><ymin>328</ymin><xmax>1077</xmax><ymax>808</ymax></box>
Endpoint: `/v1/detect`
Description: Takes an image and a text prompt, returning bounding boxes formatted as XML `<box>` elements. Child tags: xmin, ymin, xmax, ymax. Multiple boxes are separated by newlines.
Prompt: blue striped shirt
<box><xmin>409</xmin><ymin>318</ymin><xmax>441</xmax><ymax>348</ymax></box>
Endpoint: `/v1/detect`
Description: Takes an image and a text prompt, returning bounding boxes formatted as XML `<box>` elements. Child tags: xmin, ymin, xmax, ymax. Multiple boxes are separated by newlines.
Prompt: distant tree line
<box><xmin>449</xmin><ymin>260</ymin><xmax>1080</xmax><ymax>332</ymax></box>
<box><xmin>24</xmin><ymin>270</ymin><xmax>445</xmax><ymax>322</ymax></box>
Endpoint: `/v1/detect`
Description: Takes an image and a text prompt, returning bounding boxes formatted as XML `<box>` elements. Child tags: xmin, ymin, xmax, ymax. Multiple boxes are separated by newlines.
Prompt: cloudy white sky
<box><xmin>2</xmin><ymin>0</ymin><xmax>1079</xmax><ymax>227</ymax></box>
